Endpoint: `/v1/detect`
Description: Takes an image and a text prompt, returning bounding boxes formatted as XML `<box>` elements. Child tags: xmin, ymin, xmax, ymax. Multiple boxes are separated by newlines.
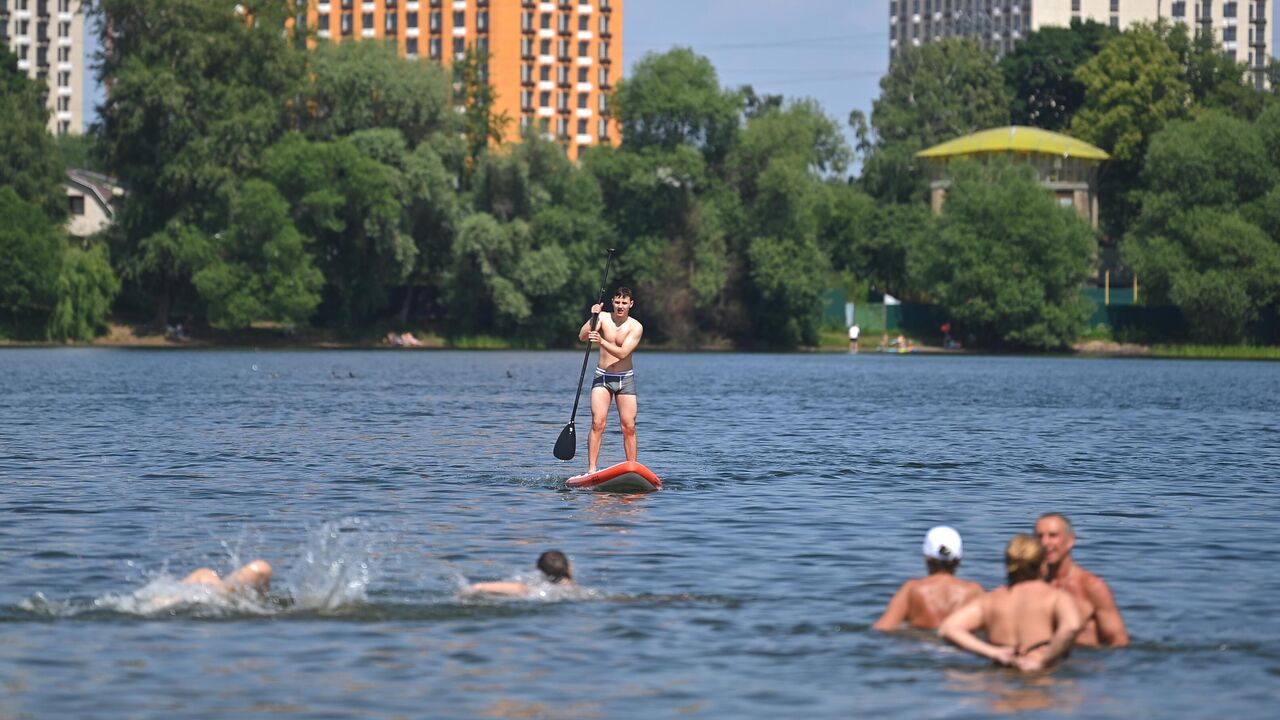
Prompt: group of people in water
<box><xmin>873</xmin><ymin>512</ymin><xmax>1128</xmax><ymax>672</ymax></box>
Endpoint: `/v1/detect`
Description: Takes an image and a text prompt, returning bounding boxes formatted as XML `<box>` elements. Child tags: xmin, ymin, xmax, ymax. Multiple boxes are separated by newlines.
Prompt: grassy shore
<box><xmin>1148</xmin><ymin>344</ymin><xmax>1280</xmax><ymax>360</ymax></box>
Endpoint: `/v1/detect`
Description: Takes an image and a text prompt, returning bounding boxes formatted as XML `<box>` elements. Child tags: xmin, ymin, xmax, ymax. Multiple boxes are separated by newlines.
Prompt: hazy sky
<box><xmin>624</xmin><ymin>0</ymin><xmax>889</xmax><ymax>139</ymax></box>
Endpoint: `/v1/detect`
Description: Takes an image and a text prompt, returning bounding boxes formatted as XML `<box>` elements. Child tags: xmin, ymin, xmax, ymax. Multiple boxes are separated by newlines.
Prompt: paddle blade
<box><xmin>553</xmin><ymin>422</ymin><xmax>577</xmax><ymax>460</ymax></box>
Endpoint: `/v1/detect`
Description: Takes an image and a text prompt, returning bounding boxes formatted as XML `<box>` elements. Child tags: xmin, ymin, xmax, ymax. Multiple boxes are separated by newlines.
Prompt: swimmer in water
<box><xmin>873</xmin><ymin>525</ymin><xmax>984</xmax><ymax>631</ymax></box>
<box><xmin>179</xmin><ymin>559</ymin><xmax>273</xmax><ymax>596</ymax></box>
<box><xmin>939</xmin><ymin>535</ymin><xmax>1082</xmax><ymax>673</ymax></box>
<box><xmin>464</xmin><ymin>550</ymin><xmax>573</xmax><ymax>597</ymax></box>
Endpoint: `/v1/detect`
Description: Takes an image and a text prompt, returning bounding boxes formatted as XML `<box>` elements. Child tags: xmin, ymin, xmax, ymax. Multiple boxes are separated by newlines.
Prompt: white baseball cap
<box><xmin>922</xmin><ymin>525</ymin><xmax>963</xmax><ymax>561</ymax></box>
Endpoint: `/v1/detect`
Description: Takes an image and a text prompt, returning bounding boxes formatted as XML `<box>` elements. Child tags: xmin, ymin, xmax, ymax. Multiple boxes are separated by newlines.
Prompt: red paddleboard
<box><xmin>567</xmin><ymin>461</ymin><xmax>662</xmax><ymax>493</ymax></box>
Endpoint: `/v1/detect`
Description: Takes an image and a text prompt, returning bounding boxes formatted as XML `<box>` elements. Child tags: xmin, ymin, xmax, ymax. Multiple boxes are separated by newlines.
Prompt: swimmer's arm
<box><xmin>578</xmin><ymin>305</ymin><xmax>604</xmax><ymax>341</ymax></box>
<box><xmin>1043</xmin><ymin>589</ymin><xmax>1083</xmax><ymax>665</ymax></box>
<box><xmin>594</xmin><ymin>322</ymin><xmax>642</xmax><ymax>361</ymax></box>
<box><xmin>939</xmin><ymin>596</ymin><xmax>1014</xmax><ymax>666</ymax></box>
<box><xmin>1087</xmin><ymin>577</ymin><xmax>1130</xmax><ymax>647</ymax></box>
<box><xmin>872</xmin><ymin>582</ymin><xmax>911</xmax><ymax>631</ymax></box>
<box><xmin>463</xmin><ymin>581</ymin><xmax>532</xmax><ymax>597</ymax></box>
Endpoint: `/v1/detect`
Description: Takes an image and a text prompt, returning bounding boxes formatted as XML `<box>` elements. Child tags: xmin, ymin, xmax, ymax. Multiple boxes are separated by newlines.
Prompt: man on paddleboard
<box><xmin>579</xmin><ymin>287</ymin><xmax>644</xmax><ymax>474</ymax></box>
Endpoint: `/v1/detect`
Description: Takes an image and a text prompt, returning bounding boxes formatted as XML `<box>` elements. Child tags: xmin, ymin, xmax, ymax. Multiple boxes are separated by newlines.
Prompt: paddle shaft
<box><xmin>567</xmin><ymin>249</ymin><xmax>616</xmax><ymax>423</ymax></box>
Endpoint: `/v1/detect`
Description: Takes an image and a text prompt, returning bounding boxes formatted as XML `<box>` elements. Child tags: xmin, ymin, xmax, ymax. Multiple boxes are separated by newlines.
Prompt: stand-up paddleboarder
<box><xmin>578</xmin><ymin>287</ymin><xmax>644</xmax><ymax>474</ymax></box>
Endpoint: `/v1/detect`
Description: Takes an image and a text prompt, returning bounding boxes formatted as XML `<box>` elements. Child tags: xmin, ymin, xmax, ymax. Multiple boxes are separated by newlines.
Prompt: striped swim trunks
<box><xmin>591</xmin><ymin>368</ymin><xmax>636</xmax><ymax>396</ymax></box>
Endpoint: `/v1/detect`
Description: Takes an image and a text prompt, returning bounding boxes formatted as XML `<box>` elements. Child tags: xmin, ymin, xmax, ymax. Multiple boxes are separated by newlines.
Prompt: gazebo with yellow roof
<box><xmin>916</xmin><ymin>126</ymin><xmax>1110</xmax><ymax>228</ymax></box>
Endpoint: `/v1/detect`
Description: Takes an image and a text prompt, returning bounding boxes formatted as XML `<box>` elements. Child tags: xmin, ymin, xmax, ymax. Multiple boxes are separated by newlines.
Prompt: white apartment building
<box><xmin>889</xmin><ymin>1</ymin><xmax>1273</xmax><ymax>89</ymax></box>
<box><xmin>0</xmin><ymin>0</ymin><xmax>86</xmax><ymax>134</ymax></box>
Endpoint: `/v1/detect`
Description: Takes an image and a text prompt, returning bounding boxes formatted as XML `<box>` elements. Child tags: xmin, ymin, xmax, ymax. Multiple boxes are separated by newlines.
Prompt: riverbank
<box><xmin>3</xmin><ymin>323</ymin><xmax>1279</xmax><ymax>360</ymax></box>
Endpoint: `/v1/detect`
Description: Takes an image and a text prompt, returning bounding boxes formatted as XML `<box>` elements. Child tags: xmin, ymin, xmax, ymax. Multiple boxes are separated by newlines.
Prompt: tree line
<box><xmin>2</xmin><ymin>3</ymin><xmax>1278</xmax><ymax>348</ymax></box>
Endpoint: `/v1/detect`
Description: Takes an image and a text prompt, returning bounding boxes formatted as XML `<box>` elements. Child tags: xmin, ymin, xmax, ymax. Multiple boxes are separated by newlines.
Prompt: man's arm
<box><xmin>939</xmin><ymin>595</ymin><xmax>1014</xmax><ymax>666</ymax></box>
<box><xmin>1019</xmin><ymin>589</ymin><xmax>1082</xmax><ymax>671</ymax></box>
<box><xmin>871</xmin><ymin>582</ymin><xmax>911</xmax><ymax>631</ymax></box>
<box><xmin>578</xmin><ymin>304</ymin><xmax>604</xmax><ymax>342</ymax></box>
<box><xmin>1086</xmin><ymin>576</ymin><xmax>1130</xmax><ymax>647</ymax></box>
<box><xmin>594</xmin><ymin>322</ymin><xmax>643</xmax><ymax>362</ymax></box>
<box><xmin>463</xmin><ymin>581</ymin><xmax>533</xmax><ymax>597</ymax></box>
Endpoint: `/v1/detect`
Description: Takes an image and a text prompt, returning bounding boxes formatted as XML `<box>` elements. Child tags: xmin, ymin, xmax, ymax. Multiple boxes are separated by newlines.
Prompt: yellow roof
<box><xmin>916</xmin><ymin>126</ymin><xmax>1110</xmax><ymax>161</ymax></box>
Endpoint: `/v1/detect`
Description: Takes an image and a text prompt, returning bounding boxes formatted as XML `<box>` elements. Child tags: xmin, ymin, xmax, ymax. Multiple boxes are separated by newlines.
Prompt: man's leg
<box><xmin>616</xmin><ymin>394</ymin><xmax>637</xmax><ymax>462</ymax></box>
<box><xmin>587</xmin><ymin>386</ymin><xmax>612</xmax><ymax>472</ymax></box>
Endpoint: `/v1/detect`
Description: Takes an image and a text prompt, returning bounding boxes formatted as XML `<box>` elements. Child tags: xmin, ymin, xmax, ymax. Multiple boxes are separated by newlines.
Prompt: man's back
<box><xmin>874</xmin><ymin>574</ymin><xmax>983</xmax><ymax>631</ymax></box>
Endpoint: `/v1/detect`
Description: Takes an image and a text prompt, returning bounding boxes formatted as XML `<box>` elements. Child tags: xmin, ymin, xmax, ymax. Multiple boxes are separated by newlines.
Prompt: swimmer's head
<box><xmin>922</xmin><ymin>526</ymin><xmax>962</xmax><ymax>573</ymax></box>
<box><xmin>1005</xmin><ymin>534</ymin><xmax>1045</xmax><ymax>585</ymax></box>
<box><xmin>537</xmin><ymin>550</ymin><xmax>572</xmax><ymax>584</ymax></box>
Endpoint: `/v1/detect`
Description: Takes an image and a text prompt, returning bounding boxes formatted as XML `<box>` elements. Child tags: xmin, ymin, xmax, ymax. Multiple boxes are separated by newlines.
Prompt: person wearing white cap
<box><xmin>873</xmin><ymin>525</ymin><xmax>984</xmax><ymax>632</ymax></box>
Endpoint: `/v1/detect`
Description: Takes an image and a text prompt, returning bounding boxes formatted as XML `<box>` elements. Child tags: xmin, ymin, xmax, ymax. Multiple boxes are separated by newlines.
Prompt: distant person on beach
<box><xmin>939</xmin><ymin>535</ymin><xmax>1082</xmax><ymax>673</ymax></box>
<box><xmin>873</xmin><ymin>526</ymin><xmax>984</xmax><ymax>631</ymax></box>
<box><xmin>579</xmin><ymin>287</ymin><xmax>644</xmax><ymax>474</ymax></box>
<box><xmin>1035</xmin><ymin>512</ymin><xmax>1129</xmax><ymax>647</ymax></box>
<box><xmin>464</xmin><ymin>550</ymin><xmax>574</xmax><ymax>597</ymax></box>
<box><xmin>848</xmin><ymin>323</ymin><xmax>860</xmax><ymax>352</ymax></box>
<box><xmin>180</xmin><ymin>559</ymin><xmax>273</xmax><ymax>597</ymax></box>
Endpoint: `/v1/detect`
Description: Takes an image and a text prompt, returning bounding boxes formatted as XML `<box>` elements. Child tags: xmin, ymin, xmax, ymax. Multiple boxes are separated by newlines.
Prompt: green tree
<box><xmin>1001</xmin><ymin>20</ymin><xmax>1116</xmax><ymax>131</ymax></box>
<box><xmin>454</xmin><ymin>47</ymin><xmax>511</xmax><ymax>176</ymax></box>
<box><xmin>48</xmin><ymin>242</ymin><xmax>121</xmax><ymax>342</ymax></box>
<box><xmin>862</xmin><ymin>38</ymin><xmax>1010</xmax><ymax>203</ymax></box>
<box><xmin>193</xmin><ymin>179</ymin><xmax>323</xmax><ymax>329</ymax></box>
<box><xmin>302</xmin><ymin>39</ymin><xmax>456</xmax><ymax>150</ymax></box>
<box><xmin>1165</xmin><ymin>22</ymin><xmax>1263</xmax><ymax>120</ymax></box>
<box><xmin>911</xmin><ymin>161</ymin><xmax>1095</xmax><ymax>349</ymax></box>
<box><xmin>1071</xmin><ymin>23</ymin><xmax>1191</xmax><ymax>238</ymax></box>
<box><xmin>612</xmin><ymin>48</ymin><xmax>742</xmax><ymax>162</ymax></box>
<box><xmin>0</xmin><ymin>44</ymin><xmax>67</xmax><ymax>222</ymax></box>
<box><xmin>263</xmin><ymin>133</ymin><xmax>414</xmax><ymax>328</ymax></box>
<box><xmin>90</xmin><ymin>0</ymin><xmax>305</xmax><ymax>324</ymax></box>
<box><xmin>1123</xmin><ymin>112</ymin><xmax>1280</xmax><ymax>342</ymax></box>
<box><xmin>0</xmin><ymin>188</ymin><xmax>64</xmax><ymax>336</ymax></box>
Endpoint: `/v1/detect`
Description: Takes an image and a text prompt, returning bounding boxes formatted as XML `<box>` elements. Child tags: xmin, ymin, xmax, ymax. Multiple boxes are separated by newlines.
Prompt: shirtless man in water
<box><xmin>579</xmin><ymin>287</ymin><xmax>644</xmax><ymax>474</ymax></box>
<box><xmin>940</xmin><ymin>535</ymin><xmax>1082</xmax><ymax>672</ymax></box>
<box><xmin>464</xmin><ymin>550</ymin><xmax>574</xmax><ymax>597</ymax></box>
<box><xmin>181</xmin><ymin>559</ymin><xmax>273</xmax><ymax>597</ymax></box>
<box><xmin>1035</xmin><ymin>512</ymin><xmax>1129</xmax><ymax>647</ymax></box>
<box><xmin>874</xmin><ymin>525</ymin><xmax>984</xmax><ymax>631</ymax></box>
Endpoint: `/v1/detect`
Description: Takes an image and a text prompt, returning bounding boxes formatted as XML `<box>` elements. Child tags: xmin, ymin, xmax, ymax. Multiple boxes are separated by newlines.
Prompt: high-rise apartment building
<box><xmin>304</xmin><ymin>0</ymin><xmax>623</xmax><ymax>159</ymax></box>
<box><xmin>889</xmin><ymin>1</ymin><xmax>1273</xmax><ymax>89</ymax></box>
<box><xmin>0</xmin><ymin>0</ymin><xmax>86</xmax><ymax>134</ymax></box>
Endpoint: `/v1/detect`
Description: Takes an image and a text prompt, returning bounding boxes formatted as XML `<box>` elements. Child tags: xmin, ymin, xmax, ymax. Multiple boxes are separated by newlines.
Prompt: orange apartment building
<box><xmin>303</xmin><ymin>0</ymin><xmax>623</xmax><ymax>159</ymax></box>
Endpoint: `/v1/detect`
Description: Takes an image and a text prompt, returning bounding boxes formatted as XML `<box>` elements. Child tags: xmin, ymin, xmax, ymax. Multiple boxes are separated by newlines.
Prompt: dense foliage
<box><xmin>5</xmin><ymin>6</ymin><xmax>1277</xmax><ymax>347</ymax></box>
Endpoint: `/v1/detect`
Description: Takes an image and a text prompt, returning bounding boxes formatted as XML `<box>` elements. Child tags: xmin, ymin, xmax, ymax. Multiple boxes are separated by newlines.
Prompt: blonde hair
<box><xmin>1005</xmin><ymin>534</ymin><xmax>1045</xmax><ymax>585</ymax></box>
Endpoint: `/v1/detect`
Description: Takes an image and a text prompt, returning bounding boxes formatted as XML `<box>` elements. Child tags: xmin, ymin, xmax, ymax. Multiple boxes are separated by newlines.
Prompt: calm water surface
<box><xmin>2</xmin><ymin>349</ymin><xmax>1278</xmax><ymax>718</ymax></box>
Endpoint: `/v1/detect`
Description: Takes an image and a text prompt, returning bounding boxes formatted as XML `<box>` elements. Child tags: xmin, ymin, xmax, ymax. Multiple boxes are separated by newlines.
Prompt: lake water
<box><xmin>2</xmin><ymin>348</ymin><xmax>1278</xmax><ymax>718</ymax></box>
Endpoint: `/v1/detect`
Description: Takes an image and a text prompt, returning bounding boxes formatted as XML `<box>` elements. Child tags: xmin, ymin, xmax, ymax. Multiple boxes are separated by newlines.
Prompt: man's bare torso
<box><xmin>1047</xmin><ymin>565</ymin><xmax>1103</xmax><ymax>646</ymax></box>
<box><xmin>597</xmin><ymin>312</ymin><xmax>640</xmax><ymax>372</ymax></box>
<box><xmin>904</xmin><ymin>575</ymin><xmax>983</xmax><ymax>629</ymax></box>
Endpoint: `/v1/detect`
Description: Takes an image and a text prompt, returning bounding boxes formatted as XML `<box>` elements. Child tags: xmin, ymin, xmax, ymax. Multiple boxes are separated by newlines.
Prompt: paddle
<box><xmin>554</xmin><ymin>249</ymin><xmax>616</xmax><ymax>461</ymax></box>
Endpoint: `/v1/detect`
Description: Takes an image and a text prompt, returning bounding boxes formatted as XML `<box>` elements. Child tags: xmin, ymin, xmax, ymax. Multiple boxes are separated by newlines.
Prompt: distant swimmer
<box><xmin>579</xmin><ymin>287</ymin><xmax>644</xmax><ymax>474</ymax></box>
<box><xmin>464</xmin><ymin>550</ymin><xmax>574</xmax><ymax>597</ymax></box>
<box><xmin>873</xmin><ymin>525</ymin><xmax>983</xmax><ymax>631</ymax></box>
<box><xmin>940</xmin><ymin>535</ymin><xmax>1082</xmax><ymax>673</ymax></box>
<box><xmin>1035</xmin><ymin>512</ymin><xmax>1129</xmax><ymax>647</ymax></box>
<box><xmin>180</xmin><ymin>559</ymin><xmax>273</xmax><ymax>598</ymax></box>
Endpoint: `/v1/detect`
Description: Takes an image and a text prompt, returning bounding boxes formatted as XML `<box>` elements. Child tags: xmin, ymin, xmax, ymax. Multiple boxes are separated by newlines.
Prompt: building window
<box><xmin>59</xmin><ymin>0</ymin><xmax>71</xmax><ymax>12</ymax></box>
<box><xmin>599</xmin><ymin>93</ymin><xmax>607</xmax><ymax>112</ymax></box>
<box><xmin>1110</xmin><ymin>0</ymin><xmax>1118</xmax><ymax>12</ymax></box>
<box><xmin>540</xmin><ymin>13</ymin><xmax>551</xmax><ymax>29</ymax></box>
<box><xmin>1224</xmin><ymin>1</ymin><xmax>1238</xmax><ymax>17</ymax></box>
<box><xmin>363</xmin><ymin>13</ymin><xmax>374</xmax><ymax>30</ymax></box>
<box><xmin>598</xmin><ymin>118</ymin><xmax>608</xmax><ymax>139</ymax></box>
<box><xmin>540</xmin><ymin>64</ymin><xmax>551</xmax><ymax>81</ymax></box>
<box><xmin>599</xmin><ymin>41</ymin><xmax>609</xmax><ymax>61</ymax></box>
<box><xmin>318</xmin><ymin>12</ymin><xmax>330</xmax><ymax>29</ymax></box>
<box><xmin>385</xmin><ymin>13</ymin><xmax>397</xmax><ymax>32</ymax></box>
<box><xmin>452</xmin><ymin>37</ymin><xmax>464</xmax><ymax>55</ymax></box>
<box><xmin>557</xmin><ymin>38</ymin><xmax>569</xmax><ymax>57</ymax></box>
<box><xmin>57</xmin><ymin>96</ymin><xmax>69</xmax><ymax>111</ymax></box>
<box><xmin>557</xmin><ymin>65</ymin><xmax>569</xmax><ymax>84</ymax></box>
<box><xmin>341</xmin><ymin>13</ymin><xmax>353</xmax><ymax>35</ymax></box>
<box><xmin>599</xmin><ymin>15</ymin><xmax>609</xmax><ymax>34</ymax></box>
<box><xmin>58</xmin><ymin>21</ymin><xmax>70</xmax><ymax>37</ymax></box>
<box><xmin>430</xmin><ymin>11</ymin><xmax>441</xmax><ymax>31</ymax></box>
<box><xmin>539</xmin><ymin>90</ymin><xmax>550</xmax><ymax>107</ymax></box>
<box><xmin>1072</xmin><ymin>0</ymin><xmax>1080</xmax><ymax>11</ymax></box>
<box><xmin>579</xmin><ymin>15</ymin><xmax>589</xmax><ymax>31</ymax></box>
<box><xmin>453</xmin><ymin>11</ymin><xmax>464</xmax><ymax>28</ymax></box>
<box><xmin>557</xmin><ymin>117</ymin><xmax>568</xmax><ymax>137</ymax></box>
<box><xmin>557</xmin><ymin>91</ymin><xmax>568</xmax><ymax>110</ymax></box>
<box><xmin>429</xmin><ymin>37</ymin><xmax>441</xmax><ymax>58</ymax></box>
<box><xmin>577</xmin><ymin>66</ymin><xmax>588</xmax><ymax>83</ymax></box>
<box><xmin>1224</xmin><ymin>25</ymin><xmax>1237</xmax><ymax>41</ymax></box>
<box><xmin>598</xmin><ymin>67</ymin><xmax>608</xmax><ymax>85</ymax></box>
<box><xmin>385</xmin><ymin>0</ymin><xmax>398</xmax><ymax>7</ymax></box>
<box><xmin>521</xmin><ymin>37</ymin><xmax>534</xmax><ymax>57</ymax></box>
<box><xmin>341</xmin><ymin>0</ymin><xmax>353</xmax><ymax>8</ymax></box>
<box><xmin>577</xmin><ymin>118</ymin><xmax>588</xmax><ymax>135</ymax></box>
<box><xmin>558</xmin><ymin>14</ymin><xmax>569</xmax><ymax>32</ymax></box>
<box><xmin>407</xmin><ymin>37</ymin><xmax>419</xmax><ymax>56</ymax></box>
<box><xmin>578</xmin><ymin>92</ymin><xmax>588</xmax><ymax>108</ymax></box>
<box><xmin>58</xmin><ymin>71</ymin><xmax>70</xmax><ymax>87</ymax></box>
<box><xmin>540</xmin><ymin>38</ymin><xmax>551</xmax><ymax>55</ymax></box>
<box><xmin>1110</xmin><ymin>15</ymin><xmax>1119</xmax><ymax>28</ymax></box>
<box><xmin>1172</xmin><ymin>1</ymin><xmax>1185</xmax><ymax>16</ymax></box>
<box><xmin>522</xmin><ymin>11</ymin><xmax>533</xmax><ymax>30</ymax></box>
<box><xmin>578</xmin><ymin>40</ymin><xmax>588</xmax><ymax>56</ymax></box>
<box><xmin>407</xmin><ymin>11</ymin><xmax>417</xmax><ymax>27</ymax></box>
<box><xmin>521</xmin><ymin>63</ymin><xmax>533</xmax><ymax>82</ymax></box>
<box><xmin>477</xmin><ymin>10</ymin><xmax>488</xmax><ymax>31</ymax></box>
<box><xmin>57</xmin><ymin>46</ymin><xmax>70</xmax><ymax>62</ymax></box>
<box><xmin>69</xmin><ymin>195</ymin><xmax>85</xmax><ymax>215</ymax></box>
<box><xmin>521</xmin><ymin>90</ymin><xmax>532</xmax><ymax>110</ymax></box>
